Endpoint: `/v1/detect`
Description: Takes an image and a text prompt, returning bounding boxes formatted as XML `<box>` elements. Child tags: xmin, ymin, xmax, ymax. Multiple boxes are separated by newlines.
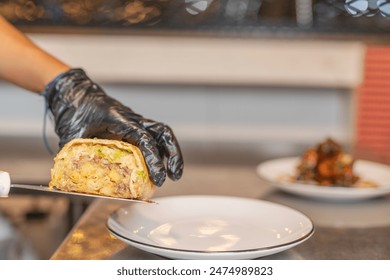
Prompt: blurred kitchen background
<box><xmin>0</xmin><ymin>0</ymin><xmax>389</xmax><ymax>259</ymax></box>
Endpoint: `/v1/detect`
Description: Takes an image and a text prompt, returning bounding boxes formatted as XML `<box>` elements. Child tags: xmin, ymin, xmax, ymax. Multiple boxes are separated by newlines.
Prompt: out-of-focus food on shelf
<box><xmin>49</xmin><ymin>138</ymin><xmax>155</xmax><ymax>200</ymax></box>
<box><xmin>0</xmin><ymin>0</ymin><xmax>389</xmax><ymax>38</ymax></box>
<box><xmin>294</xmin><ymin>138</ymin><xmax>377</xmax><ymax>188</ymax></box>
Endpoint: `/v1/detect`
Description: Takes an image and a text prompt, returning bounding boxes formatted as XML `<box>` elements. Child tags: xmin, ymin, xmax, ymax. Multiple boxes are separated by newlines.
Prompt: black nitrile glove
<box><xmin>42</xmin><ymin>68</ymin><xmax>183</xmax><ymax>187</ymax></box>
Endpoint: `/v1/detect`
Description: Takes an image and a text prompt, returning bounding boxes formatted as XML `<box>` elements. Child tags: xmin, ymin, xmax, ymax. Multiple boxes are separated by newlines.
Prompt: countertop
<box><xmin>1</xmin><ymin>136</ymin><xmax>388</xmax><ymax>260</ymax></box>
<box><xmin>50</xmin><ymin>164</ymin><xmax>390</xmax><ymax>260</ymax></box>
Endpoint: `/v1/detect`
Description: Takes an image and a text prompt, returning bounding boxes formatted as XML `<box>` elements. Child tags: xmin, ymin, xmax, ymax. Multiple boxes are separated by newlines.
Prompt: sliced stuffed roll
<box><xmin>49</xmin><ymin>138</ymin><xmax>155</xmax><ymax>199</ymax></box>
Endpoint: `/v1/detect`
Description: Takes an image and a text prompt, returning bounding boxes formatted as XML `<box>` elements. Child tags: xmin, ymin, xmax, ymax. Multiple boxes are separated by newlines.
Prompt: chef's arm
<box><xmin>0</xmin><ymin>15</ymin><xmax>70</xmax><ymax>93</ymax></box>
<box><xmin>0</xmin><ymin>16</ymin><xmax>184</xmax><ymax>186</ymax></box>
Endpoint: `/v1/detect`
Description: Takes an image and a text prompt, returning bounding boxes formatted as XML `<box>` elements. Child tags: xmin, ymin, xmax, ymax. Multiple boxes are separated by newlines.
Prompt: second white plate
<box><xmin>107</xmin><ymin>195</ymin><xmax>314</xmax><ymax>259</ymax></box>
<box><xmin>256</xmin><ymin>157</ymin><xmax>390</xmax><ymax>201</ymax></box>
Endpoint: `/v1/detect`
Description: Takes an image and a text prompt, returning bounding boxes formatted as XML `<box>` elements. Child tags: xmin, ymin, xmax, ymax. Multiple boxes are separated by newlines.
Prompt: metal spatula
<box><xmin>5</xmin><ymin>184</ymin><xmax>154</xmax><ymax>204</ymax></box>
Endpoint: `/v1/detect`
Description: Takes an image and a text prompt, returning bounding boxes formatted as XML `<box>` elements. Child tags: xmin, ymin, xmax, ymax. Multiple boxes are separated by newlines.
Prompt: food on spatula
<box><xmin>49</xmin><ymin>138</ymin><xmax>155</xmax><ymax>199</ymax></box>
<box><xmin>295</xmin><ymin>138</ymin><xmax>377</xmax><ymax>188</ymax></box>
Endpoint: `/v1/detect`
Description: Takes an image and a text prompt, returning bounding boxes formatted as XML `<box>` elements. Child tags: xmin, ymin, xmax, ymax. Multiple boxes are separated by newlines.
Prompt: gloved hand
<box><xmin>42</xmin><ymin>68</ymin><xmax>183</xmax><ymax>187</ymax></box>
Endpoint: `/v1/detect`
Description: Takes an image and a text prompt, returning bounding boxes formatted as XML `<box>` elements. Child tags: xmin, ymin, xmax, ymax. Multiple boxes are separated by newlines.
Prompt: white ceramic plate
<box><xmin>256</xmin><ymin>157</ymin><xmax>390</xmax><ymax>201</ymax></box>
<box><xmin>107</xmin><ymin>195</ymin><xmax>314</xmax><ymax>260</ymax></box>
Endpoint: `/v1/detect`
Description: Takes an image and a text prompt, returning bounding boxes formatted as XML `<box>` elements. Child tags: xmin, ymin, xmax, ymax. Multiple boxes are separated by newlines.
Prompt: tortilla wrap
<box><xmin>49</xmin><ymin>138</ymin><xmax>155</xmax><ymax>199</ymax></box>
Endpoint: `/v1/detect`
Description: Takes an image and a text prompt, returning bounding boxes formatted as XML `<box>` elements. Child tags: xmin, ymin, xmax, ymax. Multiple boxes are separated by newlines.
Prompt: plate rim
<box><xmin>106</xmin><ymin>195</ymin><xmax>315</xmax><ymax>255</ymax></box>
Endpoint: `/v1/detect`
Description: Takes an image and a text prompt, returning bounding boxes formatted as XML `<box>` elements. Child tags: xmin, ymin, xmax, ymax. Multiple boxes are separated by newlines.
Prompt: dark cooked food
<box><xmin>296</xmin><ymin>138</ymin><xmax>360</xmax><ymax>187</ymax></box>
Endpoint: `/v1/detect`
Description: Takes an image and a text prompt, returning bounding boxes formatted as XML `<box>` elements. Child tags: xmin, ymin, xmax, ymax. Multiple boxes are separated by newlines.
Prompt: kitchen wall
<box><xmin>0</xmin><ymin>35</ymin><xmax>363</xmax><ymax>182</ymax></box>
<box><xmin>0</xmin><ymin>81</ymin><xmax>352</xmax><ymax>151</ymax></box>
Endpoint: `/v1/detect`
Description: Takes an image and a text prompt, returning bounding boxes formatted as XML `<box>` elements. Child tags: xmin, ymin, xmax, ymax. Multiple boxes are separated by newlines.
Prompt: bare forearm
<box><xmin>0</xmin><ymin>16</ymin><xmax>70</xmax><ymax>93</ymax></box>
